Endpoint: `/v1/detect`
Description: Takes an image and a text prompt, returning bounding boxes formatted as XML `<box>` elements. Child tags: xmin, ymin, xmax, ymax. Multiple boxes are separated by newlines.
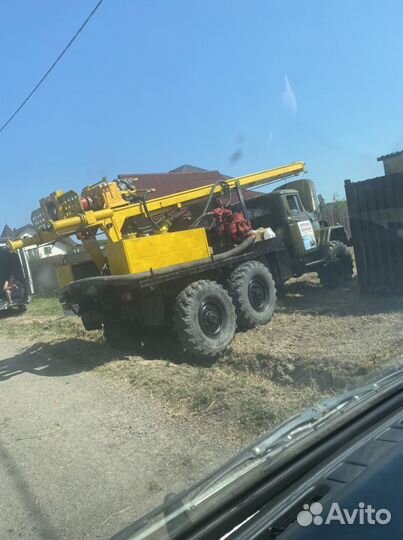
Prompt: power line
<box><xmin>0</xmin><ymin>0</ymin><xmax>105</xmax><ymax>133</ymax></box>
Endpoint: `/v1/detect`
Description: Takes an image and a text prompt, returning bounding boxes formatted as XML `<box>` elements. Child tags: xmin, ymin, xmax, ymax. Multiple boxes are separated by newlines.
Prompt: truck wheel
<box><xmin>228</xmin><ymin>261</ymin><xmax>277</xmax><ymax>329</ymax></box>
<box><xmin>173</xmin><ymin>280</ymin><xmax>236</xmax><ymax>358</ymax></box>
<box><xmin>319</xmin><ymin>241</ymin><xmax>353</xmax><ymax>289</ymax></box>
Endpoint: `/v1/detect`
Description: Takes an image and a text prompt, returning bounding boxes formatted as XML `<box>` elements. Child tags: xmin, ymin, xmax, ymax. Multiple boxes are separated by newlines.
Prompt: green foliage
<box><xmin>28</xmin><ymin>296</ymin><xmax>62</xmax><ymax>317</ymax></box>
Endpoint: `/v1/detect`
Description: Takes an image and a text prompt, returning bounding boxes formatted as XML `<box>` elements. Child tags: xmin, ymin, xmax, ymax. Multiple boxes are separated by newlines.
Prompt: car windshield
<box><xmin>0</xmin><ymin>2</ymin><xmax>402</xmax><ymax>539</ymax></box>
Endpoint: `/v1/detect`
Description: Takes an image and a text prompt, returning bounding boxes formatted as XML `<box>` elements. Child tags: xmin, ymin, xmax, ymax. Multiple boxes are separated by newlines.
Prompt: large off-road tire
<box><xmin>173</xmin><ymin>280</ymin><xmax>236</xmax><ymax>358</ymax></box>
<box><xmin>318</xmin><ymin>240</ymin><xmax>354</xmax><ymax>289</ymax></box>
<box><xmin>228</xmin><ymin>261</ymin><xmax>277</xmax><ymax>329</ymax></box>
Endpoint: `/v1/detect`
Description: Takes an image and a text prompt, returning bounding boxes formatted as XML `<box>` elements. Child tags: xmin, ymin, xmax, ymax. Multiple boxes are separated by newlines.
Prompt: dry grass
<box><xmin>224</xmin><ymin>275</ymin><xmax>403</xmax><ymax>391</ymax></box>
<box><xmin>1</xmin><ymin>279</ymin><xmax>402</xmax><ymax>446</ymax></box>
<box><xmin>97</xmin><ymin>359</ymin><xmax>323</xmax><ymax>445</ymax></box>
<box><xmin>0</xmin><ymin>296</ymin><xmax>99</xmax><ymax>341</ymax></box>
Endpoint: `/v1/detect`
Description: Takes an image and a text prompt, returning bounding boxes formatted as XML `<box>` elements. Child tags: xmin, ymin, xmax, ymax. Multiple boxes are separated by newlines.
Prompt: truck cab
<box><xmin>247</xmin><ymin>189</ymin><xmax>320</xmax><ymax>253</ymax></box>
<box><xmin>244</xmin><ymin>181</ymin><xmax>351</xmax><ymax>280</ymax></box>
<box><xmin>0</xmin><ymin>241</ymin><xmax>33</xmax><ymax>312</ymax></box>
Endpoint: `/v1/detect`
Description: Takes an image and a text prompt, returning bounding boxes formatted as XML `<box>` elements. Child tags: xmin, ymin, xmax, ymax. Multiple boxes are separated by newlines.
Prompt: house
<box><xmin>118</xmin><ymin>165</ymin><xmax>229</xmax><ymax>199</ymax></box>
<box><xmin>0</xmin><ymin>223</ymin><xmax>82</xmax><ymax>293</ymax></box>
<box><xmin>0</xmin><ymin>224</ymin><xmax>13</xmax><ymax>240</ymax></box>
<box><xmin>169</xmin><ymin>164</ymin><xmax>214</xmax><ymax>173</ymax></box>
<box><xmin>118</xmin><ymin>164</ymin><xmax>259</xmax><ymax>201</ymax></box>
<box><xmin>9</xmin><ymin>224</ymin><xmax>78</xmax><ymax>261</ymax></box>
<box><xmin>377</xmin><ymin>150</ymin><xmax>403</xmax><ymax>175</ymax></box>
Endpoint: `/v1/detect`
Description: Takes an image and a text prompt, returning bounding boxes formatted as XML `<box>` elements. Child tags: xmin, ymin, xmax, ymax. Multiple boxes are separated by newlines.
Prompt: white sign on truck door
<box><xmin>297</xmin><ymin>220</ymin><xmax>317</xmax><ymax>251</ymax></box>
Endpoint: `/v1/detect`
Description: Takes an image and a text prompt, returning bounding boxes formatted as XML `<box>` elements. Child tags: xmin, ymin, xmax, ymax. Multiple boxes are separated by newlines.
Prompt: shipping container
<box><xmin>345</xmin><ymin>173</ymin><xmax>403</xmax><ymax>294</ymax></box>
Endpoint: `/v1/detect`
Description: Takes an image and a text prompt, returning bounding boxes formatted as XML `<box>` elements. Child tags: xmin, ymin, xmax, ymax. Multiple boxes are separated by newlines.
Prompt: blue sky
<box><xmin>0</xmin><ymin>0</ymin><xmax>402</xmax><ymax>227</ymax></box>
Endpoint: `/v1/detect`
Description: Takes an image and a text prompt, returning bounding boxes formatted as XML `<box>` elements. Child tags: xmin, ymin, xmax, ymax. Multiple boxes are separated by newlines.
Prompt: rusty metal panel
<box><xmin>345</xmin><ymin>173</ymin><xmax>403</xmax><ymax>294</ymax></box>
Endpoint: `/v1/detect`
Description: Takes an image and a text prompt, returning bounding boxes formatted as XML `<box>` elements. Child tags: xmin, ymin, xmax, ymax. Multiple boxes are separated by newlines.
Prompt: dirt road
<box><xmin>0</xmin><ymin>277</ymin><xmax>401</xmax><ymax>539</ymax></box>
<box><xmin>0</xmin><ymin>338</ymin><xmax>233</xmax><ymax>540</ymax></box>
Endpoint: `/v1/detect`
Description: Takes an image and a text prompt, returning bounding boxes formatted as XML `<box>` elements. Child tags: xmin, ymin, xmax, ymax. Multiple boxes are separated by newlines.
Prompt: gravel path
<box><xmin>0</xmin><ymin>338</ymin><xmax>233</xmax><ymax>540</ymax></box>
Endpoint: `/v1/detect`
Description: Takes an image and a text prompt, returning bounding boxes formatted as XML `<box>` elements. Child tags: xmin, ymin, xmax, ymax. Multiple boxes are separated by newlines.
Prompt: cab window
<box><xmin>287</xmin><ymin>194</ymin><xmax>303</xmax><ymax>215</ymax></box>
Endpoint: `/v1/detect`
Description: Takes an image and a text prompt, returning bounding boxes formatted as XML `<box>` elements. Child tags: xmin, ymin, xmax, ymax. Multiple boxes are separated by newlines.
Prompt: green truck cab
<box><xmin>245</xmin><ymin>179</ymin><xmax>352</xmax><ymax>287</ymax></box>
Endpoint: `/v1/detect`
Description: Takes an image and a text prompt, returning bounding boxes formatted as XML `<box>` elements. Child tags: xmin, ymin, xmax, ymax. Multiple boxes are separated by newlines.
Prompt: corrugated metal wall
<box><xmin>345</xmin><ymin>173</ymin><xmax>403</xmax><ymax>294</ymax></box>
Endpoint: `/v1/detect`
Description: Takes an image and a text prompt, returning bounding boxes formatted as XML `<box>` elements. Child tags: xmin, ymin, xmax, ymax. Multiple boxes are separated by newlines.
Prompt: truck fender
<box><xmin>328</xmin><ymin>225</ymin><xmax>350</xmax><ymax>246</ymax></box>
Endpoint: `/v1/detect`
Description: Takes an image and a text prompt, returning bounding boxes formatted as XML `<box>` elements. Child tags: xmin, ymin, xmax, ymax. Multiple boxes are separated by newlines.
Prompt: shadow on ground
<box><xmin>279</xmin><ymin>277</ymin><xmax>403</xmax><ymax>317</ymax></box>
<box><xmin>0</xmin><ymin>308</ymin><xmax>25</xmax><ymax>320</ymax></box>
<box><xmin>0</xmin><ymin>339</ymin><xmax>119</xmax><ymax>381</ymax></box>
<box><xmin>0</xmin><ymin>331</ymin><xmax>211</xmax><ymax>382</ymax></box>
<box><xmin>1</xmin><ymin>278</ymin><xmax>401</xmax><ymax>382</ymax></box>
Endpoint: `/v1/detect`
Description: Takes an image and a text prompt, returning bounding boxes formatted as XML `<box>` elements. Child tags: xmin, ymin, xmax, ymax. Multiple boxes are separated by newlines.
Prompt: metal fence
<box><xmin>345</xmin><ymin>173</ymin><xmax>403</xmax><ymax>294</ymax></box>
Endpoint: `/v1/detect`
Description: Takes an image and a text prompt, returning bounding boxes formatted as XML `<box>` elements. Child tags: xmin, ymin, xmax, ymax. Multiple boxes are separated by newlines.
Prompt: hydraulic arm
<box><xmin>8</xmin><ymin>162</ymin><xmax>304</xmax><ymax>249</ymax></box>
<box><xmin>6</xmin><ymin>160</ymin><xmax>310</xmax><ymax>357</ymax></box>
<box><xmin>8</xmin><ymin>162</ymin><xmax>305</xmax><ymax>280</ymax></box>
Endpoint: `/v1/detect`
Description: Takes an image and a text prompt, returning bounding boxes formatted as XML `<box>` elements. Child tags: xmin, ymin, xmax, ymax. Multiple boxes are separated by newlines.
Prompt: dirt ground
<box><xmin>0</xmin><ymin>275</ymin><xmax>402</xmax><ymax>538</ymax></box>
<box><xmin>227</xmin><ymin>274</ymin><xmax>403</xmax><ymax>390</ymax></box>
<box><xmin>1</xmin><ymin>274</ymin><xmax>402</xmax><ymax>447</ymax></box>
<box><xmin>0</xmin><ymin>339</ymin><xmax>234</xmax><ymax>540</ymax></box>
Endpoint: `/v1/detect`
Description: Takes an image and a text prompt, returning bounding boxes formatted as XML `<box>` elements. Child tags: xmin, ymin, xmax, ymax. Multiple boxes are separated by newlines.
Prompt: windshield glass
<box><xmin>0</xmin><ymin>1</ymin><xmax>402</xmax><ymax>539</ymax></box>
<box><xmin>286</xmin><ymin>194</ymin><xmax>303</xmax><ymax>214</ymax></box>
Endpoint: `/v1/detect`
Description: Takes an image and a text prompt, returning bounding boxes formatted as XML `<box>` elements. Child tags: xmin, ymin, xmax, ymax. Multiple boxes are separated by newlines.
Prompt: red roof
<box><xmin>118</xmin><ymin>170</ymin><xmax>260</xmax><ymax>201</ymax></box>
<box><xmin>118</xmin><ymin>170</ymin><xmax>227</xmax><ymax>199</ymax></box>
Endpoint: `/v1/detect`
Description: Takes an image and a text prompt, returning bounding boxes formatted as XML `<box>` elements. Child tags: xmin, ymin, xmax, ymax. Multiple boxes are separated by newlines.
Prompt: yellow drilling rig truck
<box><xmin>8</xmin><ymin>162</ymin><xmax>352</xmax><ymax>358</ymax></box>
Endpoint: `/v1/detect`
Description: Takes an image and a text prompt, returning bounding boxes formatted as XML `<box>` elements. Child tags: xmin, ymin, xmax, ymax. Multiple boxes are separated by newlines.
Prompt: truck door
<box><xmin>285</xmin><ymin>193</ymin><xmax>318</xmax><ymax>256</ymax></box>
<box><xmin>17</xmin><ymin>249</ymin><xmax>34</xmax><ymax>296</ymax></box>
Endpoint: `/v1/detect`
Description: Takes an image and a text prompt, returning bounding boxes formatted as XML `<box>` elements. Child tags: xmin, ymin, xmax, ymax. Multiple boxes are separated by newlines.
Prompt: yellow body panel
<box><xmin>8</xmin><ymin>163</ymin><xmax>305</xmax><ymax>254</ymax></box>
<box><xmin>7</xmin><ymin>162</ymin><xmax>306</xmax><ymax>287</ymax></box>
<box><xmin>56</xmin><ymin>265</ymin><xmax>74</xmax><ymax>289</ymax></box>
<box><xmin>107</xmin><ymin>228</ymin><xmax>211</xmax><ymax>275</ymax></box>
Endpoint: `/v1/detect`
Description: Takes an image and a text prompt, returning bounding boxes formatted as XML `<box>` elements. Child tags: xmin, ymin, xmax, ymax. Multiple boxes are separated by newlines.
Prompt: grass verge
<box><xmin>98</xmin><ymin>358</ymin><xmax>324</xmax><ymax>445</ymax></box>
<box><xmin>1</xmin><ymin>279</ymin><xmax>402</xmax><ymax>445</ymax></box>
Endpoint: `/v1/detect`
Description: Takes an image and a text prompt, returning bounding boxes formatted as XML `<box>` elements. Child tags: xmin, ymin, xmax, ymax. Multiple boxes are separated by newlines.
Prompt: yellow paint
<box><xmin>82</xmin><ymin>181</ymin><xmax>128</xmax><ymax>210</ymax></box>
<box><xmin>81</xmin><ymin>238</ymin><xmax>105</xmax><ymax>272</ymax></box>
<box><xmin>8</xmin><ymin>162</ymin><xmax>306</xmax><ymax>283</ymax></box>
<box><xmin>107</xmin><ymin>228</ymin><xmax>210</xmax><ymax>275</ymax></box>
<box><xmin>14</xmin><ymin>162</ymin><xmax>305</xmax><ymax>243</ymax></box>
<box><xmin>56</xmin><ymin>265</ymin><xmax>74</xmax><ymax>289</ymax></box>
